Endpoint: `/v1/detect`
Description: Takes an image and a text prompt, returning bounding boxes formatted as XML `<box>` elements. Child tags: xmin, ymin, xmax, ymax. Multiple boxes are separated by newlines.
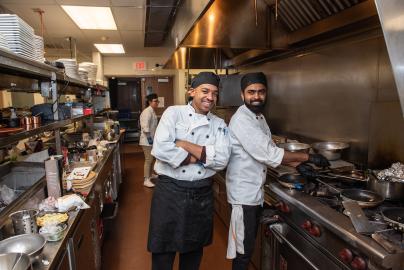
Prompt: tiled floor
<box><xmin>102</xmin><ymin>145</ymin><xmax>232</xmax><ymax>270</ymax></box>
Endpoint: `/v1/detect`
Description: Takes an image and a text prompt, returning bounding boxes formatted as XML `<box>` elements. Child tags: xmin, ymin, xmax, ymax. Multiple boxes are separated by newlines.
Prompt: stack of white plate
<box><xmin>57</xmin><ymin>58</ymin><xmax>81</xmax><ymax>80</ymax></box>
<box><xmin>79</xmin><ymin>62</ymin><xmax>98</xmax><ymax>84</ymax></box>
<box><xmin>78</xmin><ymin>67</ymin><xmax>89</xmax><ymax>82</ymax></box>
<box><xmin>0</xmin><ymin>14</ymin><xmax>35</xmax><ymax>60</ymax></box>
<box><xmin>0</xmin><ymin>33</ymin><xmax>9</xmax><ymax>50</ymax></box>
<box><xmin>32</xmin><ymin>35</ymin><xmax>44</xmax><ymax>62</ymax></box>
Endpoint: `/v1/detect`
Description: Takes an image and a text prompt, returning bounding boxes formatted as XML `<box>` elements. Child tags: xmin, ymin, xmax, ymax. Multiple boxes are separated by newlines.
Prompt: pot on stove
<box><xmin>367</xmin><ymin>174</ymin><xmax>404</xmax><ymax>201</ymax></box>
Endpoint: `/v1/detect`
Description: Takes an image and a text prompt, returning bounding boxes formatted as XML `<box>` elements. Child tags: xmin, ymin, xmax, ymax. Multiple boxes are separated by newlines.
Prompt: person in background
<box><xmin>148</xmin><ymin>72</ymin><xmax>231</xmax><ymax>270</ymax></box>
<box><xmin>225</xmin><ymin>72</ymin><xmax>329</xmax><ymax>270</ymax></box>
<box><xmin>139</xmin><ymin>93</ymin><xmax>159</xmax><ymax>188</ymax></box>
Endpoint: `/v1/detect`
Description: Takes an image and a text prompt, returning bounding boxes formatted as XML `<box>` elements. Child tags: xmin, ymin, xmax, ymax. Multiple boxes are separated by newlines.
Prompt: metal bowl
<box><xmin>0</xmin><ymin>253</ymin><xmax>32</xmax><ymax>270</ymax></box>
<box><xmin>0</xmin><ymin>234</ymin><xmax>46</xmax><ymax>258</ymax></box>
<box><xmin>311</xmin><ymin>142</ymin><xmax>349</xmax><ymax>160</ymax></box>
<box><xmin>278</xmin><ymin>142</ymin><xmax>311</xmax><ymax>153</ymax></box>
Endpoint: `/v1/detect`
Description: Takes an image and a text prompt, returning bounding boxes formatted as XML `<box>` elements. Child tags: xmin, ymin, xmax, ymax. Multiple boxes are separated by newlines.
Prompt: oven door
<box><xmin>263</xmin><ymin>223</ymin><xmax>347</xmax><ymax>270</ymax></box>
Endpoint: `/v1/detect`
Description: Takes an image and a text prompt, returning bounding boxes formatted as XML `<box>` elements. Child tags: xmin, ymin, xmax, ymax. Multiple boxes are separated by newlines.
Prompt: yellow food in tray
<box><xmin>36</xmin><ymin>213</ymin><xmax>69</xmax><ymax>227</ymax></box>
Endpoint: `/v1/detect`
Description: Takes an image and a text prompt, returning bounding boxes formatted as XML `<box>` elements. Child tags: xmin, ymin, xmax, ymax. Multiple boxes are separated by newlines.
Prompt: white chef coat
<box><xmin>151</xmin><ymin>104</ymin><xmax>231</xmax><ymax>181</ymax></box>
<box><xmin>226</xmin><ymin>105</ymin><xmax>285</xmax><ymax>205</ymax></box>
<box><xmin>139</xmin><ymin>105</ymin><xmax>158</xmax><ymax>146</ymax></box>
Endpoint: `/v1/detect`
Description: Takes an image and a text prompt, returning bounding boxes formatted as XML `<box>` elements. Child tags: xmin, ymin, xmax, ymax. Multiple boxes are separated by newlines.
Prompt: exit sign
<box><xmin>133</xmin><ymin>61</ymin><xmax>146</xmax><ymax>70</ymax></box>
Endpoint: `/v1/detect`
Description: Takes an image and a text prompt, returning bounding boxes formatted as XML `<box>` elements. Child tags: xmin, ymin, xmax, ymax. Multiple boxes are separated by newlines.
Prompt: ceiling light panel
<box><xmin>94</xmin><ymin>44</ymin><xmax>125</xmax><ymax>54</ymax></box>
<box><xmin>62</xmin><ymin>5</ymin><xmax>117</xmax><ymax>30</ymax></box>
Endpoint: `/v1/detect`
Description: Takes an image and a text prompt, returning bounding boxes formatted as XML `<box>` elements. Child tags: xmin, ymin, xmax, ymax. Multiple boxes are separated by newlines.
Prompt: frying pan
<box><xmin>340</xmin><ymin>189</ymin><xmax>384</xmax><ymax>208</ymax></box>
<box><xmin>277</xmin><ymin>174</ymin><xmax>306</xmax><ymax>190</ymax></box>
<box><xmin>381</xmin><ymin>207</ymin><xmax>404</xmax><ymax>232</ymax></box>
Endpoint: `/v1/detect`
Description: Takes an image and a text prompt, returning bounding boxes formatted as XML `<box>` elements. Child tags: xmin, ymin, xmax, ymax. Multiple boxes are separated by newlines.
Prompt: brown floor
<box><xmin>102</xmin><ymin>144</ymin><xmax>232</xmax><ymax>270</ymax></box>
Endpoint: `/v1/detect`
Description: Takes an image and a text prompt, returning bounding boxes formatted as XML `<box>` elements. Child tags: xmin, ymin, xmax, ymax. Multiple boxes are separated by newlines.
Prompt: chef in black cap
<box><xmin>148</xmin><ymin>71</ymin><xmax>231</xmax><ymax>270</ymax></box>
<box><xmin>225</xmin><ymin>72</ymin><xmax>329</xmax><ymax>270</ymax></box>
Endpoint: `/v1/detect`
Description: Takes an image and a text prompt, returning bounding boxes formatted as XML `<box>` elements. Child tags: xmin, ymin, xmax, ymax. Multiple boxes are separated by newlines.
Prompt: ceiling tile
<box><xmin>1</xmin><ymin>0</ymin><xmax>56</xmax><ymax>4</ymax></box>
<box><xmin>120</xmin><ymin>30</ymin><xmax>144</xmax><ymax>47</ymax></box>
<box><xmin>55</xmin><ymin>0</ymin><xmax>110</xmax><ymax>6</ymax></box>
<box><xmin>110</xmin><ymin>0</ymin><xmax>145</xmax><ymax>7</ymax></box>
<box><xmin>113</xmin><ymin>7</ymin><xmax>144</xmax><ymax>31</ymax></box>
<box><xmin>82</xmin><ymin>30</ymin><xmax>122</xmax><ymax>43</ymax></box>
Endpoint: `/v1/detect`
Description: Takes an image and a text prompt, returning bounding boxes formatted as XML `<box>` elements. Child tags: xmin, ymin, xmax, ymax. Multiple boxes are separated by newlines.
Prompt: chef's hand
<box><xmin>308</xmin><ymin>154</ymin><xmax>330</xmax><ymax>168</ymax></box>
<box><xmin>147</xmin><ymin>136</ymin><xmax>153</xmax><ymax>145</ymax></box>
<box><xmin>296</xmin><ymin>163</ymin><xmax>318</xmax><ymax>178</ymax></box>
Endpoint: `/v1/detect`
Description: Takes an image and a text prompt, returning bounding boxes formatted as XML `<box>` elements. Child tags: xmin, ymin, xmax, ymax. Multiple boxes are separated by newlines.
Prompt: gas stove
<box><xmin>263</xmin><ymin>165</ymin><xmax>404</xmax><ymax>270</ymax></box>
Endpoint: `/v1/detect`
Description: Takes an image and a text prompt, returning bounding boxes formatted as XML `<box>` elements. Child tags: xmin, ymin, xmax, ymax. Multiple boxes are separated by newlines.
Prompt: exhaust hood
<box><xmin>375</xmin><ymin>0</ymin><xmax>404</xmax><ymax>117</ymax></box>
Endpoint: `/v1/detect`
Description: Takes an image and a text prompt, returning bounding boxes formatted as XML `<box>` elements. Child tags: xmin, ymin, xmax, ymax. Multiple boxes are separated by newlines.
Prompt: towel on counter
<box><xmin>226</xmin><ymin>204</ymin><xmax>244</xmax><ymax>259</ymax></box>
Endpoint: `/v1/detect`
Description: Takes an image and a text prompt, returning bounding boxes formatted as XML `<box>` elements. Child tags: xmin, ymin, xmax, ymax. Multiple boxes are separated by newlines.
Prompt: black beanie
<box><xmin>191</xmin><ymin>72</ymin><xmax>220</xmax><ymax>88</ymax></box>
<box><xmin>240</xmin><ymin>72</ymin><xmax>267</xmax><ymax>91</ymax></box>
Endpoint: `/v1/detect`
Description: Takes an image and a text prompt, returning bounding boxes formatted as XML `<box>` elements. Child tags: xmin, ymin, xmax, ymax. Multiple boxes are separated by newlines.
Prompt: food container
<box><xmin>367</xmin><ymin>173</ymin><xmax>404</xmax><ymax>201</ymax></box>
<box><xmin>311</xmin><ymin>142</ymin><xmax>350</xmax><ymax>160</ymax></box>
<box><xmin>39</xmin><ymin>223</ymin><xmax>67</xmax><ymax>242</ymax></box>
<box><xmin>278</xmin><ymin>142</ymin><xmax>311</xmax><ymax>153</ymax></box>
<box><xmin>9</xmin><ymin>209</ymin><xmax>39</xmax><ymax>235</ymax></box>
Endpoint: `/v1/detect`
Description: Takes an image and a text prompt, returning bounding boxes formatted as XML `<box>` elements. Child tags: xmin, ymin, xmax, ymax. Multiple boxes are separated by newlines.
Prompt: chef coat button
<box><xmin>263</xmin><ymin>169</ymin><xmax>266</xmax><ymax>173</ymax></box>
<box><xmin>182</xmin><ymin>169</ymin><xmax>186</xmax><ymax>173</ymax></box>
<box><xmin>189</xmin><ymin>113</ymin><xmax>192</xmax><ymax>117</ymax></box>
<box><xmin>207</xmin><ymin>118</ymin><xmax>210</xmax><ymax>121</ymax></box>
<box><xmin>206</xmin><ymin>135</ymin><xmax>209</xmax><ymax>138</ymax></box>
<box><xmin>261</xmin><ymin>116</ymin><xmax>263</xmax><ymax>119</ymax></box>
<box><xmin>191</xmin><ymin>132</ymin><xmax>195</xmax><ymax>135</ymax></box>
<box><xmin>256</xmin><ymin>116</ymin><xmax>258</xmax><ymax>120</ymax></box>
<box><xmin>198</xmin><ymin>171</ymin><xmax>201</xmax><ymax>174</ymax></box>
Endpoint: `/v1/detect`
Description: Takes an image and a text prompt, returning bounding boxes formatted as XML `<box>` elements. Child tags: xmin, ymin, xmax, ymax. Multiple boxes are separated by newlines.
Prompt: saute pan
<box><xmin>277</xmin><ymin>174</ymin><xmax>306</xmax><ymax>190</ymax></box>
<box><xmin>340</xmin><ymin>189</ymin><xmax>384</xmax><ymax>208</ymax></box>
<box><xmin>381</xmin><ymin>207</ymin><xmax>404</xmax><ymax>232</ymax></box>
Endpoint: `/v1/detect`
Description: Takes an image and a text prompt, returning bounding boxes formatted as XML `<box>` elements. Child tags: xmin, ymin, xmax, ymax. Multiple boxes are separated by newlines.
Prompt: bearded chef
<box><xmin>148</xmin><ymin>72</ymin><xmax>231</xmax><ymax>270</ymax></box>
<box><xmin>225</xmin><ymin>72</ymin><xmax>329</xmax><ymax>270</ymax></box>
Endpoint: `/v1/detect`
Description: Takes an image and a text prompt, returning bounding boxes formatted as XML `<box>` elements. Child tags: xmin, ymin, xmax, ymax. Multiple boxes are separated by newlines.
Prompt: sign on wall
<box><xmin>133</xmin><ymin>61</ymin><xmax>146</xmax><ymax>70</ymax></box>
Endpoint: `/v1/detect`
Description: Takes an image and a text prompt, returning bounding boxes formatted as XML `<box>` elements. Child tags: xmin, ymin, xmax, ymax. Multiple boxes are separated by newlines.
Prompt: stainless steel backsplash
<box><xmin>241</xmin><ymin>34</ymin><xmax>404</xmax><ymax>168</ymax></box>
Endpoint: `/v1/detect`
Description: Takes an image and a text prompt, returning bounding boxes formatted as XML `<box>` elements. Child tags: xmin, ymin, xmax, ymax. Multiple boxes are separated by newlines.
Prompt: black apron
<box><xmin>147</xmin><ymin>175</ymin><xmax>214</xmax><ymax>253</ymax></box>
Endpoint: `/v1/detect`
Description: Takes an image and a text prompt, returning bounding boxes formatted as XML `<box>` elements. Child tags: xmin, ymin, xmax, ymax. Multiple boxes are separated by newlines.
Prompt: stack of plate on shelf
<box><xmin>32</xmin><ymin>34</ymin><xmax>44</xmax><ymax>62</ymax></box>
<box><xmin>0</xmin><ymin>33</ymin><xmax>9</xmax><ymax>50</ymax></box>
<box><xmin>0</xmin><ymin>14</ymin><xmax>35</xmax><ymax>60</ymax></box>
<box><xmin>78</xmin><ymin>67</ymin><xmax>89</xmax><ymax>82</ymax></box>
<box><xmin>56</xmin><ymin>58</ymin><xmax>81</xmax><ymax>81</ymax></box>
<box><xmin>78</xmin><ymin>62</ymin><xmax>98</xmax><ymax>84</ymax></box>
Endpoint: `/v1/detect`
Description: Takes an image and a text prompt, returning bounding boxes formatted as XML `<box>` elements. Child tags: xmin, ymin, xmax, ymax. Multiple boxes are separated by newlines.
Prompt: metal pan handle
<box><xmin>270</xmin><ymin>224</ymin><xmax>321</xmax><ymax>270</ymax></box>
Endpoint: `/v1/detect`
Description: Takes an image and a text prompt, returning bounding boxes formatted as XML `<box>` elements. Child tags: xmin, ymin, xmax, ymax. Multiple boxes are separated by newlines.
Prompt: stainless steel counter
<box><xmin>33</xmin><ymin>143</ymin><xmax>116</xmax><ymax>270</ymax></box>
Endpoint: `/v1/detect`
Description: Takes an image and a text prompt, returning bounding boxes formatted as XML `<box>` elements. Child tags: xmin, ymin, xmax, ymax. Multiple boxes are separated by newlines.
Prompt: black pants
<box><xmin>232</xmin><ymin>205</ymin><xmax>262</xmax><ymax>270</ymax></box>
<box><xmin>152</xmin><ymin>248</ymin><xmax>203</xmax><ymax>270</ymax></box>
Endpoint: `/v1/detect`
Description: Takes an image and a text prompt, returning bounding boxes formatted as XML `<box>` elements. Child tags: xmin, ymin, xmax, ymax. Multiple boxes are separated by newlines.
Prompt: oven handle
<box><xmin>270</xmin><ymin>224</ymin><xmax>321</xmax><ymax>270</ymax></box>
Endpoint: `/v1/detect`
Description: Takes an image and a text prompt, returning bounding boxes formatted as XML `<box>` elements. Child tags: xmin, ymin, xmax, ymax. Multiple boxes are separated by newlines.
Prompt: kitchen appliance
<box><xmin>262</xmin><ymin>164</ymin><xmax>404</xmax><ymax>270</ymax></box>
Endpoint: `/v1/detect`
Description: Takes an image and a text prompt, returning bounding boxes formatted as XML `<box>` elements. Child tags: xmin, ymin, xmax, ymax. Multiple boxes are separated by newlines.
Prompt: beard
<box><xmin>245</xmin><ymin>99</ymin><xmax>266</xmax><ymax>114</ymax></box>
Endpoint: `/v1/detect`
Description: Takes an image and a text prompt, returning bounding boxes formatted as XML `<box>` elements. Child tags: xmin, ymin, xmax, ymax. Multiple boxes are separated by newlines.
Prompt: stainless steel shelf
<box><xmin>0</xmin><ymin>47</ymin><xmax>58</xmax><ymax>79</ymax></box>
<box><xmin>0</xmin><ymin>114</ymin><xmax>93</xmax><ymax>148</ymax></box>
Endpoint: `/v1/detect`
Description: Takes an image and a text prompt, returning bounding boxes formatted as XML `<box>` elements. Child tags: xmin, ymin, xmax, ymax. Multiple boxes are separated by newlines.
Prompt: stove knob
<box><xmin>301</xmin><ymin>220</ymin><xmax>312</xmax><ymax>230</ymax></box>
<box><xmin>282</xmin><ymin>203</ymin><xmax>290</xmax><ymax>213</ymax></box>
<box><xmin>351</xmin><ymin>256</ymin><xmax>367</xmax><ymax>270</ymax></box>
<box><xmin>275</xmin><ymin>201</ymin><xmax>284</xmax><ymax>210</ymax></box>
<box><xmin>308</xmin><ymin>225</ymin><xmax>321</xmax><ymax>237</ymax></box>
<box><xmin>338</xmin><ymin>248</ymin><xmax>353</xmax><ymax>264</ymax></box>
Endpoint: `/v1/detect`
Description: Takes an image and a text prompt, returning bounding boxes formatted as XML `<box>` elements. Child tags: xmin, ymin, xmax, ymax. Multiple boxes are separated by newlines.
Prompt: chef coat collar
<box><xmin>240</xmin><ymin>104</ymin><xmax>263</xmax><ymax>119</ymax></box>
<box><xmin>187</xmin><ymin>102</ymin><xmax>213</xmax><ymax>120</ymax></box>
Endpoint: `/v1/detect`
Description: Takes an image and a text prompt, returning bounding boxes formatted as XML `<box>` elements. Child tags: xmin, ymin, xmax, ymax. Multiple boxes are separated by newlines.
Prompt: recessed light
<box><xmin>94</xmin><ymin>44</ymin><xmax>125</xmax><ymax>54</ymax></box>
<box><xmin>61</xmin><ymin>6</ymin><xmax>117</xmax><ymax>30</ymax></box>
